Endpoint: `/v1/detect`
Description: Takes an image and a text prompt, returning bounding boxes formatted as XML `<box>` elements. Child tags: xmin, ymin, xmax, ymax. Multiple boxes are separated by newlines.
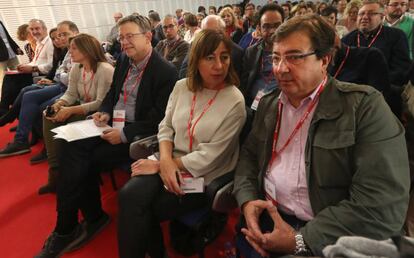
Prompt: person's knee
<box><xmin>119</xmin><ymin>176</ymin><xmax>160</xmax><ymax>210</ymax></box>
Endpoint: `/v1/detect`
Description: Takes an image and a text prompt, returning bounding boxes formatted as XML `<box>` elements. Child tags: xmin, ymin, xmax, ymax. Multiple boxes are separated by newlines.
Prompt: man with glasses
<box><xmin>154</xmin><ymin>15</ymin><xmax>189</xmax><ymax>71</ymax></box>
<box><xmin>241</xmin><ymin>3</ymin><xmax>284</xmax><ymax>110</ymax></box>
<box><xmin>342</xmin><ymin>0</ymin><xmax>411</xmax><ymax>118</ymax></box>
<box><xmin>384</xmin><ymin>0</ymin><xmax>414</xmax><ymax>59</ymax></box>
<box><xmin>233</xmin><ymin>14</ymin><xmax>409</xmax><ymax>257</ymax></box>
<box><xmin>35</xmin><ymin>15</ymin><xmax>178</xmax><ymax>258</ymax></box>
<box><xmin>243</xmin><ymin>3</ymin><xmax>256</xmax><ymax>33</ymax></box>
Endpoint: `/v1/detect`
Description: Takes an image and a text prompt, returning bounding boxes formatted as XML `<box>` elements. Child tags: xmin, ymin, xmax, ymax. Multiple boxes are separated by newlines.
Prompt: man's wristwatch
<box><xmin>32</xmin><ymin>66</ymin><xmax>39</xmax><ymax>73</ymax></box>
<box><xmin>294</xmin><ymin>233</ymin><xmax>312</xmax><ymax>256</ymax></box>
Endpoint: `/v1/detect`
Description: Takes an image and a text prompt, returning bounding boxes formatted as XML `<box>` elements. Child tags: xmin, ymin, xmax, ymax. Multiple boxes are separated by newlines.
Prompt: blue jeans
<box><xmin>14</xmin><ymin>83</ymin><xmax>66</xmax><ymax>144</ymax></box>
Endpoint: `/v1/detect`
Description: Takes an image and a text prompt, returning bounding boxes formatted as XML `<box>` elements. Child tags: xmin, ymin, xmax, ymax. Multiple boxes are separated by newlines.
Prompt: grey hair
<box><xmin>29</xmin><ymin>19</ymin><xmax>47</xmax><ymax>29</ymax></box>
<box><xmin>163</xmin><ymin>14</ymin><xmax>177</xmax><ymax>25</ymax></box>
<box><xmin>201</xmin><ymin>15</ymin><xmax>225</xmax><ymax>30</ymax></box>
<box><xmin>117</xmin><ymin>14</ymin><xmax>152</xmax><ymax>33</ymax></box>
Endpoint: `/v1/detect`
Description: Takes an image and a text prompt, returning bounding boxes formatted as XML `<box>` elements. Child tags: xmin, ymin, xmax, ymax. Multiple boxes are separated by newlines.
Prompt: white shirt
<box><xmin>29</xmin><ymin>36</ymin><xmax>54</xmax><ymax>74</ymax></box>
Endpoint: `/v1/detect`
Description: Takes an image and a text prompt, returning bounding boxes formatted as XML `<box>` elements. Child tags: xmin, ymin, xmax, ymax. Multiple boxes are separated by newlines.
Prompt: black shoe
<box><xmin>34</xmin><ymin>225</ymin><xmax>86</xmax><ymax>258</ymax></box>
<box><xmin>31</xmin><ymin>148</ymin><xmax>47</xmax><ymax>164</ymax></box>
<box><xmin>71</xmin><ymin>213</ymin><xmax>111</xmax><ymax>250</ymax></box>
<box><xmin>0</xmin><ymin>110</ymin><xmax>17</xmax><ymax>126</ymax></box>
<box><xmin>0</xmin><ymin>141</ymin><xmax>30</xmax><ymax>158</ymax></box>
<box><xmin>38</xmin><ymin>184</ymin><xmax>56</xmax><ymax>195</ymax></box>
<box><xmin>9</xmin><ymin>125</ymin><xmax>17</xmax><ymax>132</ymax></box>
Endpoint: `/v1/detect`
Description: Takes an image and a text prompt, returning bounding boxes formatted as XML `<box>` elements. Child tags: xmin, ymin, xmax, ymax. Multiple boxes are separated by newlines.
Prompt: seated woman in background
<box><xmin>220</xmin><ymin>7</ymin><xmax>244</xmax><ymax>44</ymax></box>
<box><xmin>118</xmin><ymin>29</ymin><xmax>246</xmax><ymax>258</ymax></box>
<box><xmin>17</xmin><ymin>23</ymin><xmax>36</xmax><ymax>62</ymax></box>
<box><xmin>38</xmin><ymin>33</ymin><xmax>114</xmax><ymax>194</ymax></box>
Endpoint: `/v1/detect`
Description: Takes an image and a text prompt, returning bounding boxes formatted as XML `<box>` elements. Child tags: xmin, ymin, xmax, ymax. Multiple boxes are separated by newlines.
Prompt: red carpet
<box><xmin>0</xmin><ymin>121</ymin><xmax>240</xmax><ymax>258</ymax></box>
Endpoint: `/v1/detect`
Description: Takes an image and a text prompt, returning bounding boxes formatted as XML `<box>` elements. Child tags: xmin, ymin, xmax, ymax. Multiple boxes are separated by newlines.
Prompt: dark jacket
<box><xmin>233</xmin><ymin>77</ymin><xmax>410</xmax><ymax>256</ymax></box>
<box><xmin>342</xmin><ymin>25</ymin><xmax>411</xmax><ymax>86</ymax></box>
<box><xmin>99</xmin><ymin>50</ymin><xmax>178</xmax><ymax>142</ymax></box>
<box><xmin>328</xmin><ymin>44</ymin><xmax>389</xmax><ymax>93</ymax></box>
<box><xmin>46</xmin><ymin>47</ymin><xmax>68</xmax><ymax>81</ymax></box>
<box><xmin>154</xmin><ymin>38</ymin><xmax>189</xmax><ymax>71</ymax></box>
<box><xmin>240</xmin><ymin>41</ymin><xmax>263</xmax><ymax>106</ymax></box>
<box><xmin>0</xmin><ymin>21</ymin><xmax>21</xmax><ymax>62</ymax></box>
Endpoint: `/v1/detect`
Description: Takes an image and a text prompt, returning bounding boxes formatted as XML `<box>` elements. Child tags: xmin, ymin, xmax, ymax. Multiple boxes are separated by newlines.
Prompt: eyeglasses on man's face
<box><xmin>261</xmin><ymin>22</ymin><xmax>281</xmax><ymax>31</ymax></box>
<box><xmin>162</xmin><ymin>24</ymin><xmax>175</xmax><ymax>30</ymax></box>
<box><xmin>271</xmin><ymin>51</ymin><xmax>316</xmax><ymax>66</ymax></box>
<box><xmin>117</xmin><ymin>33</ymin><xmax>145</xmax><ymax>42</ymax></box>
<box><xmin>388</xmin><ymin>2</ymin><xmax>408</xmax><ymax>7</ymax></box>
<box><xmin>357</xmin><ymin>11</ymin><xmax>382</xmax><ymax>17</ymax></box>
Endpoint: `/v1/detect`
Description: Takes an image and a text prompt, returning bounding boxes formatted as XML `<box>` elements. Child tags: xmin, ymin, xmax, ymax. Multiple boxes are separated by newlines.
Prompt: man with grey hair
<box><xmin>35</xmin><ymin>14</ymin><xmax>178</xmax><ymax>258</ymax></box>
<box><xmin>0</xmin><ymin>18</ymin><xmax>53</xmax><ymax>116</ymax></box>
<box><xmin>149</xmin><ymin>11</ymin><xmax>165</xmax><ymax>44</ymax></box>
<box><xmin>154</xmin><ymin>15</ymin><xmax>189</xmax><ymax>70</ymax></box>
<box><xmin>179</xmin><ymin>14</ymin><xmax>244</xmax><ymax>79</ymax></box>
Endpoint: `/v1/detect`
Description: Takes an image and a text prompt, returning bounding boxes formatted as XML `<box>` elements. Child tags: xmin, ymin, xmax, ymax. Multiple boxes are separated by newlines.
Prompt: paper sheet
<box><xmin>51</xmin><ymin>119</ymin><xmax>111</xmax><ymax>142</ymax></box>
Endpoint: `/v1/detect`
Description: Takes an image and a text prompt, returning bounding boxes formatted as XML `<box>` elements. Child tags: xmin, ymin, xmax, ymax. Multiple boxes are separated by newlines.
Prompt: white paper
<box><xmin>51</xmin><ymin>119</ymin><xmax>111</xmax><ymax>142</ymax></box>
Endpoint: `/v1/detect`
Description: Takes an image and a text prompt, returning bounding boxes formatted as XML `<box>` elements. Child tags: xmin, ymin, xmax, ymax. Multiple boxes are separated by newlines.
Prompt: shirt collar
<box><xmin>359</xmin><ymin>25</ymin><xmax>382</xmax><ymax>39</ymax></box>
<box><xmin>129</xmin><ymin>48</ymin><xmax>153</xmax><ymax>70</ymax></box>
<box><xmin>385</xmin><ymin>15</ymin><xmax>405</xmax><ymax>26</ymax></box>
<box><xmin>38</xmin><ymin>35</ymin><xmax>49</xmax><ymax>45</ymax></box>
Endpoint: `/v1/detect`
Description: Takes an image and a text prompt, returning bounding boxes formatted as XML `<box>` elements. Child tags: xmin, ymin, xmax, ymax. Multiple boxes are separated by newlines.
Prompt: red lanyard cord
<box><xmin>82</xmin><ymin>68</ymin><xmax>95</xmax><ymax>103</ymax></box>
<box><xmin>333</xmin><ymin>46</ymin><xmax>350</xmax><ymax>79</ymax></box>
<box><xmin>357</xmin><ymin>25</ymin><xmax>383</xmax><ymax>48</ymax></box>
<box><xmin>122</xmin><ymin>57</ymin><xmax>150</xmax><ymax>105</ymax></box>
<box><xmin>187</xmin><ymin>89</ymin><xmax>221</xmax><ymax>152</ymax></box>
<box><xmin>267</xmin><ymin>76</ymin><xmax>328</xmax><ymax>172</ymax></box>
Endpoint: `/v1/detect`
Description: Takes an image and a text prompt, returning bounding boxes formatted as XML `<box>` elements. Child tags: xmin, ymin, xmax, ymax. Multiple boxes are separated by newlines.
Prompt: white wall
<box><xmin>0</xmin><ymin>0</ymin><xmax>239</xmax><ymax>62</ymax></box>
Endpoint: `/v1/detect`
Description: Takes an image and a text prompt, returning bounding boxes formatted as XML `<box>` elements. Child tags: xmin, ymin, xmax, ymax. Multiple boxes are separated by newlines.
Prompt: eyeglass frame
<box><xmin>271</xmin><ymin>51</ymin><xmax>317</xmax><ymax>66</ymax></box>
<box><xmin>357</xmin><ymin>11</ymin><xmax>383</xmax><ymax>17</ymax></box>
<box><xmin>162</xmin><ymin>24</ymin><xmax>176</xmax><ymax>30</ymax></box>
<box><xmin>261</xmin><ymin>22</ymin><xmax>282</xmax><ymax>31</ymax></box>
<box><xmin>117</xmin><ymin>32</ymin><xmax>145</xmax><ymax>42</ymax></box>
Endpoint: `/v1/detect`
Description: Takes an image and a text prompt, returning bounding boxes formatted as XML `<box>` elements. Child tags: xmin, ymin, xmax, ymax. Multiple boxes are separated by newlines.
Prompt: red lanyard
<box><xmin>123</xmin><ymin>57</ymin><xmax>150</xmax><ymax>105</ymax></box>
<box><xmin>357</xmin><ymin>25</ymin><xmax>383</xmax><ymax>48</ymax></box>
<box><xmin>33</xmin><ymin>38</ymin><xmax>49</xmax><ymax>62</ymax></box>
<box><xmin>333</xmin><ymin>46</ymin><xmax>350</xmax><ymax>78</ymax></box>
<box><xmin>267</xmin><ymin>76</ymin><xmax>327</xmax><ymax>173</ymax></box>
<box><xmin>82</xmin><ymin>69</ymin><xmax>95</xmax><ymax>102</ymax></box>
<box><xmin>187</xmin><ymin>89</ymin><xmax>221</xmax><ymax>152</ymax></box>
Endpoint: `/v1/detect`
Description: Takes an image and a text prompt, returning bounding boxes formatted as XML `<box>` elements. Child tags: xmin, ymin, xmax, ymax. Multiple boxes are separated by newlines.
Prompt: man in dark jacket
<box><xmin>35</xmin><ymin>15</ymin><xmax>178</xmax><ymax>258</ymax></box>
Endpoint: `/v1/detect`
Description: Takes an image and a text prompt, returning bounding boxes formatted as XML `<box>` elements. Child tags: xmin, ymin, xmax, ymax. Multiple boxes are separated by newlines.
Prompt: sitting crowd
<box><xmin>0</xmin><ymin>0</ymin><xmax>413</xmax><ymax>257</ymax></box>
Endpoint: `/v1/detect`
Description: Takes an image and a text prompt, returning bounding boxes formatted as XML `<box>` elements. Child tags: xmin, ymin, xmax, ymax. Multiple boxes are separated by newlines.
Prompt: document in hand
<box><xmin>51</xmin><ymin>119</ymin><xmax>111</xmax><ymax>142</ymax></box>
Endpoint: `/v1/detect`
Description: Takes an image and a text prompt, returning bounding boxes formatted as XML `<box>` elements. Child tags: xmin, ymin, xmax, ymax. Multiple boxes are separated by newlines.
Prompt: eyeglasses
<box><xmin>357</xmin><ymin>11</ymin><xmax>382</xmax><ymax>17</ymax></box>
<box><xmin>261</xmin><ymin>22</ymin><xmax>281</xmax><ymax>31</ymax></box>
<box><xmin>272</xmin><ymin>51</ymin><xmax>316</xmax><ymax>66</ymax></box>
<box><xmin>57</xmin><ymin>32</ymin><xmax>70</xmax><ymax>38</ymax></box>
<box><xmin>117</xmin><ymin>33</ymin><xmax>145</xmax><ymax>42</ymax></box>
<box><xmin>162</xmin><ymin>24</ymin><xmax>175</xmax><ymax>30</ymax></box>
<box><xmin>388</xmin><ymin>2</ymin><xmax>408</xmax><ymax>7</ymax></box>
<box><xmin>245</xmin><ymin>7</ymin><xmax>254</xmax><ymax>11</ymax></box>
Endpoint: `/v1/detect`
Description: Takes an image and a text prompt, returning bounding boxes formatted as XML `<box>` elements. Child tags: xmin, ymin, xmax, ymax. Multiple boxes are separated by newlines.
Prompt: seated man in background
<box><xmin>0</xmin><ymin>19</ymin><xmax>53</xmax><ymax>116</ymax></box>
<box><xmin>35</xmin><ymin>14</ymin><xmax>178</xmax><ymax>258</ymax></box>
<box><xmin>233</xmin><ymin>14</ymin><xmax>410</xmax><ymax>257</ymax></box>
<box><xmin>154</xmin><ymin>14</ymin><xmax>190</xmax><ymax>71</ymax></box>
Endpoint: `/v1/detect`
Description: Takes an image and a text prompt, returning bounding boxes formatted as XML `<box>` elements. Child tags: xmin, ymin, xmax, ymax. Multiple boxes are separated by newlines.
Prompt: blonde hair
<box><xmin>219</xmin><ymin>7</ymin><xmax>237</xmax><ymax>27</ymax></box>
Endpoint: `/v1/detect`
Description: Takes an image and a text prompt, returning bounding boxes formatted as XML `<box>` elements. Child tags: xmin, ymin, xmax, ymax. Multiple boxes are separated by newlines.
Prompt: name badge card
<box><xmin>112</xmin><ymin>110</ymin><xmax>125</xmax><ymax>130</ymax></box>
<box><xmin>180</xmin><ymin>171</ymin><xmax>204</xmax><ymax>193</ymax></box>
<box><xmin>264</xmin><ymin>177</ymin><xmax>277</xmax><ymax>205</ymax></box>
<box><xmin>251</xmin><ymin>90</ymin><xmax>265</xmax><ymax>111</ymax></box>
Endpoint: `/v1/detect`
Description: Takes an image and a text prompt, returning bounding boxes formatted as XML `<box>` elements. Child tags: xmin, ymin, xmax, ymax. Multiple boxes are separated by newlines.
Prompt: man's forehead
<box><xmin>163</xmin><ymin>18</ymin><xmax>175</xmax><ymax>25</ymax></box>
<box><xmin>389</xmin><ymin>0</ymin><xmax>408</xmax><ymax>3</ymax></box>
<box><xmin>261</xmin><ymin>11</ymin><xmax>282</xmax><ymax>23</ymax></box>
<box><xmin>29</xmin><ymin>22</ymin><xmax>42</xmax><ymax>28</ymax></box>
<box><xmin>273</xmin><ymin>33</ymin><xmax>312</xmax><ymax>53</ymax></box>
<box><xmin>57</xmin><ymin>24</ymin><xmax>70</xmax><ymax>32</ymax></box>
<box><xmin>360</xmin><ymin>3</ymin><xmax>381</xmax><ymax>11</ymax></box>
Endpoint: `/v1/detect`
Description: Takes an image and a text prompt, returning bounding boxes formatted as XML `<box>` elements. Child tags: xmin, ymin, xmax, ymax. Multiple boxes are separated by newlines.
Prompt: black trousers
<box><xmin>0</xmin><ymin>73</ymin><xmax>33</xmax><ymax>112</ymax></box>
<box><xmin>118</xmin><ymin>174</ymin><xmax>208</xmax><ymax>258</ymax></box>
<box><xmin>55</xmin><ymin>137</ymin><xmax>131</xmax><ymax>233</ymax></box>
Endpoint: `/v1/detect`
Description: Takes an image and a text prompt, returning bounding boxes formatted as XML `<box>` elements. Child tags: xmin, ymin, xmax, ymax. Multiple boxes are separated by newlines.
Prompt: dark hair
<box><xmin>118</xmin><ymin>15</ymin><xmax>152</xmax><ymax>33</ymax></box>
<box><xmin>246</xmin><ymin>3</ymin><xmax>256</xmax><ymax>9</ymax></box>
<box><xmin>320</xmin><ymin>6</ymin><xmax>338</xmax><ymax>17</ymax></box>
<box><xmin>71</xmin><ymin>33</ymin><xmax>108</xmax><ymax>73</ymax></box>
<box><xmin>184</xmin><ymin>13</ymin><xmax>198</xmax><ymax>27</ymax></box>
<box><xmin>198</xmin><ymin>6</ymin><xmax>206</xmax><ymax>13</ymax></box>
<box><xmin>57</xmin><ymin>20</ymin><xmax>79</xmax><ymax>33</ymax></box>
<box><xmin>209</xmin><ymin>6</ymin><xmax>217</xmax><ymax>13</ymax></box>
<box><xmin>259</xmin><ymin>3</ymin><xmax>285</xmax><ymax>23</ymax></box>
<box><xmin>272</xmin><ymin>14</ymin><xmax>335</xmax><ymax>59</ymax></box>
<box><xmin>17</xmin><ymin>24</ymin><xmax>29</xmax><ymax>41</ymax></box>
<box><xmin>148</xmin><ymin>11</ymin><xmax>161</xmax><ymax>22</ymax></box>
<box><xmin>281</xmin><ymin>3</ymin><xmax>292</xmax><ymax>11</ymax></box>
<box><xmin>187</xmin><ymin>30</ymin><xmax>239</xmax><ymax>92</ymax></box>
<box><xmin>49</xmin><ymin>27</ymin><xmax>57</xmax><ymax>38</ymax></box>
